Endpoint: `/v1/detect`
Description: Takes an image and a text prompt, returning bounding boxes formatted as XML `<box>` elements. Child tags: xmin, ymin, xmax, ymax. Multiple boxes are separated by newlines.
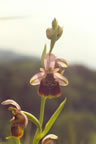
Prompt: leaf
<box><xmin>6</xmin><ymin>137</ymin><xmax>21</xmax><ymax>144</ymax></box>
<box><xmin>41</xmin><ymin>98</ymin><xmax>67</xmax><ymax>138</ymax></box>
<box><xmin>41</xmin><ymin>44</ymin><xmax>47</xmax><ymax>66</ymax></box>
<box><xmin>6</xmin><ymin>136</ymin><xmax>14</xmax><ymax>140</ymax></box>
<box><xmin>23</xmin><ymin>111</ymin><xmax>41</xmax><ymax>131</ymax></box>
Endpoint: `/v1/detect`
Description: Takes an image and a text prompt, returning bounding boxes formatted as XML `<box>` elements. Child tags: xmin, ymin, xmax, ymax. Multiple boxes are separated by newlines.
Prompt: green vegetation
<box><xmin>0</xmin><ymin>51</ymin><xmax>96</xmax><ymax>144</ymax></box>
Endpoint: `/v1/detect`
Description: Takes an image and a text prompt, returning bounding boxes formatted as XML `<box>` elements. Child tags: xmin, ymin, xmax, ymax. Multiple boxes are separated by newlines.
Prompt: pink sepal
<box><xmin>54</xmin><ymin>72</ymin><xmax>68</xmax><ymax>86</ymax></box>
<box><xmin>44</xmin><ymin>54</ymin><xmax>56</xmax><ymax>71</ymax></box>
<box><xmin>1</xmin><ymin>99</ymin><xmax>21</xmax><ymax>110</ymax></box>
<box><xmin>56</xmin><ymin>58</ymin><xmax>68</xmax><ymax>68</ymax></box>
<box><xmin>30</xmin><ymin>72</ymin><xmax>45</xmax><ymax>85</ymax></box>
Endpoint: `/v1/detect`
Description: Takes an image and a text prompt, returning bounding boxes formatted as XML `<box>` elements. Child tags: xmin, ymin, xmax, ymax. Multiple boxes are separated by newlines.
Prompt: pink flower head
<box><xmin>30</xmin><ymin>53</ymin><xmax>68</xmax><ymax>98</ymax></box>
<box><xmin>1</xmin><ymin>99</ymin><xmax>28</xmax><ymax>138</ymax></box>
<box><xmin>41</xmin><ymin>134</ymin><xmax>58</xmax><ymax>144</ymax></box>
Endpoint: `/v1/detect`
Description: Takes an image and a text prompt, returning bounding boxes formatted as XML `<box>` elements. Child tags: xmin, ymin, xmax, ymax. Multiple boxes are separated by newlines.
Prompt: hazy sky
<box><xmin>0</xmin><ymin>0</ymin><xmax>96</xmax><ymax>69</ymax></box>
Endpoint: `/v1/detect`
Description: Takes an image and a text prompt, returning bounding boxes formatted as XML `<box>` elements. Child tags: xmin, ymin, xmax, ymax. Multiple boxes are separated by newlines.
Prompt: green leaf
<box><xmin>41</xmin><ymin>98</ymin><xmax>67</xmax><ymax>138</ymax></box>
<box><xmin>23</xmin><ymin>111</ymin><xmax>41</xmax><ymax>131</ymax></box>
<box><xmin>41</xmin><ymin>44</ymin><xmax>47</xmax><ymax>66</ymax></box>
<box><xmin>6</xmin><ymin>137</ymin><xmax>21</xmax><ymax>144</ymax></box>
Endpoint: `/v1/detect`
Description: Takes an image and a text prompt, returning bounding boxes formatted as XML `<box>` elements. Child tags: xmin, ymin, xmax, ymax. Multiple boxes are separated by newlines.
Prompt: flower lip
<box><xmin>41</xmin><ymin>134</ymin><xmax>58</xmax><ymax>144</ymax></box>
<box><xmin>38</xmin><ymin>73</ymin><xmax>61</xmax><ymax>98</ymax></box>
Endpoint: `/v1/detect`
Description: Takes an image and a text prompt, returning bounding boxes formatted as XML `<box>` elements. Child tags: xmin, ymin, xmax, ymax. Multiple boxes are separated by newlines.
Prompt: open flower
<box><xmin>41</xmin><ymin>134</ymin><xmax>58</xmax><ymax>144</ymax></box>
<box><xmin>30</xmin><ymin>53</ymin><xmax>68</xmax><ymax>98</ymax></box>
<box><xmin>1</xmin><ymin>99</ymin><xmax>28</xmax><ymax>138</ymax></box>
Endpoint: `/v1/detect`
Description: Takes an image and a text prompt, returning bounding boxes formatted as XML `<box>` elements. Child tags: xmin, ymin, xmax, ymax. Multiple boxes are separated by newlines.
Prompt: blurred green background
<box><xmin>0</xmin><ymin>50</ymin><xmax>96</xmax><ymax>144</ymax></box>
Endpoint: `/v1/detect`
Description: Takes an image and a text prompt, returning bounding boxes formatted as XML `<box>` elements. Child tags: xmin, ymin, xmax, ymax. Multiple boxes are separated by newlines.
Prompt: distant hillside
<box><xmin>0</xmin><ymin>50</ymin><xmax>20</xmax><ymax>59</ymax></box>
<box><xmin>0</xmin><ymin>50</ymin><xmax>39</xmax><ymax>65</ymax></box>
<box><xmin>0</xmin><ymin>50</ymin><xmax>96</xmax><ymax>144</ymax></box>
<box><xmin>0</xmin><ymin>50</ymin><xmax>96</xmax><ymax>113</ymax></box>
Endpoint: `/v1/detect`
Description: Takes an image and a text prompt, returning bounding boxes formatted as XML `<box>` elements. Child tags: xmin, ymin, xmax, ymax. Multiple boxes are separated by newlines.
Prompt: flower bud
<box><xmin>46</xmin><ymin>28</ymin><xmax>54</xmax><ymax>40</ymax></box>
<box><xmin>46</xmin><ymin>18</ymin><xmax>63</xmax><ymax>41</ymax></box>
<box><xmin>52</xmin><ymin>18</ymin><xmax>58</xmax><ymax>30</ymax></box>
<box><xmin>56</xmin><ymin>26</ymin><xmax>63</xmax><ymax>40</ymax></box>
<box><xmin>41</xmin><ymin>134</ymin><xmax>58</xmax><ymax>144</ymax></box>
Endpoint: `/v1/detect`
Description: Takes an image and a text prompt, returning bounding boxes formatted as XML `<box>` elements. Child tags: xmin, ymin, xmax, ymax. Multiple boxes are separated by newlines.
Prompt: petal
<box><xmin>53</xmin><ymin>68</ymin><xmax>59</xmax><ymax>73</ymax></box>
<box><xmin>54</xmin><ymin>72</ymin><xmax>69</xmax><ymax>86</ymax></box>
<box><xmin>44</xmin><ymin>54</ymin><xmax>56</xmax><ymax>71</ymax></box>
<box><xmin>56</xmin><ymin>58</ymin><xmax>68</xmax><ymax>68</ymax></box>
<box><xmin>30</xmin><ymin>72</ymin><xmax>45</xmax><ymax>85</ymax></box>
<box><xmin>10</xmin><ymin>111</ymin><xmax>28</xmax><ymax>133</ymax></box>
<box><xmin>1</xmin><ymin>99</ymin><xmax>21</xmax><ymax>110</ymax></box>
<box><xmin>10</xmin><ymin>116</ymin><xmax>15</xmax><ymax>122</ymax></box>
<box><xmin>41</xmin><ymin>134</ymin><xmax>58</xmax><ymax>144</ymax></box>
<box><xmin>21</xmin><ymin>111</ymin><xmax>28</xmax><ymax>127</ymax></box>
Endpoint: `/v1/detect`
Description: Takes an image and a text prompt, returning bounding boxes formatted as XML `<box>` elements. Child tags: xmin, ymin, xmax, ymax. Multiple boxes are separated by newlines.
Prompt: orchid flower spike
<box><xmin>1</xmin><ymin>99</ymin><xmax>28</xmax><ymax>138</ymax></box>
<box><xmin>41</xmin><ymin>134</ymin><xmax>58</xmax><ymax>144</ymax></box>
<box><xmin>30</xmin><ymin>53</ymin><xmax>68</xmax><ymax>98</ymax></box>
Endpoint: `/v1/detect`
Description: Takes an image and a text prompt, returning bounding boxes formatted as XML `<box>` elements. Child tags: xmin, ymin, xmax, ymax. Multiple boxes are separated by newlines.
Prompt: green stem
<box><xmin>32</xmin><ymin>97</ymin><xmax>46</xmax><ymax>144</ymax></box>
<box><xmin>49</xmin><ymin>29</ymin><xmax>57</xmax><ymax>54</ymax></box>
<box><xmin>6</xmin><ymin>137</ymin><xmax>21</xmax><ymax>144</ymax></box>
<box><xmin>39</xmin><ymin>97</ymin><xmax>46</xmax><ymax>126</ymax></box>
<box><xmin>49</xmin><ymin>40</ymin><xmax>55</xmax><ymax>54</ymax></box>
<box><xmin>16</xmin><ymin>138</ymin><xmax>21</xmax><ymax>144</ymax></box>
<box><xmin>11</xmin><ymin>137</ymin><xmax>21</xmax><ymax>144</ymax></box>
<box><xmin>23</xmin><ymin>111</ymin><xmax>41</xmax><ymax>131</ymax></box>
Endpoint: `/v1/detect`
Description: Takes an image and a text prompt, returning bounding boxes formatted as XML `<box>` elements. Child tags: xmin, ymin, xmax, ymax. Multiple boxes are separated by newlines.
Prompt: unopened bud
<box><xmin>56</xmin><ymin>26</ymin><xmax>63</xmax><ymax>40</ymax></box>
<box><xmin>46</xmin><ymin>19</ymin><xmax>63</xmax><ymax>41</ymax></box>
<box><xmin>52</xmin><ymin>18</ymin><xmax>58</xmax><ymax>30</ymax></box>
<box><xmin>46</xmin><ymin>28</ymin><xmax>54</xmax><ymax>40</ymax></box>
<box><xmin>41</xmin><ymin>134</ymin><xmax>58</xmax><ymax>144</ymax></box>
